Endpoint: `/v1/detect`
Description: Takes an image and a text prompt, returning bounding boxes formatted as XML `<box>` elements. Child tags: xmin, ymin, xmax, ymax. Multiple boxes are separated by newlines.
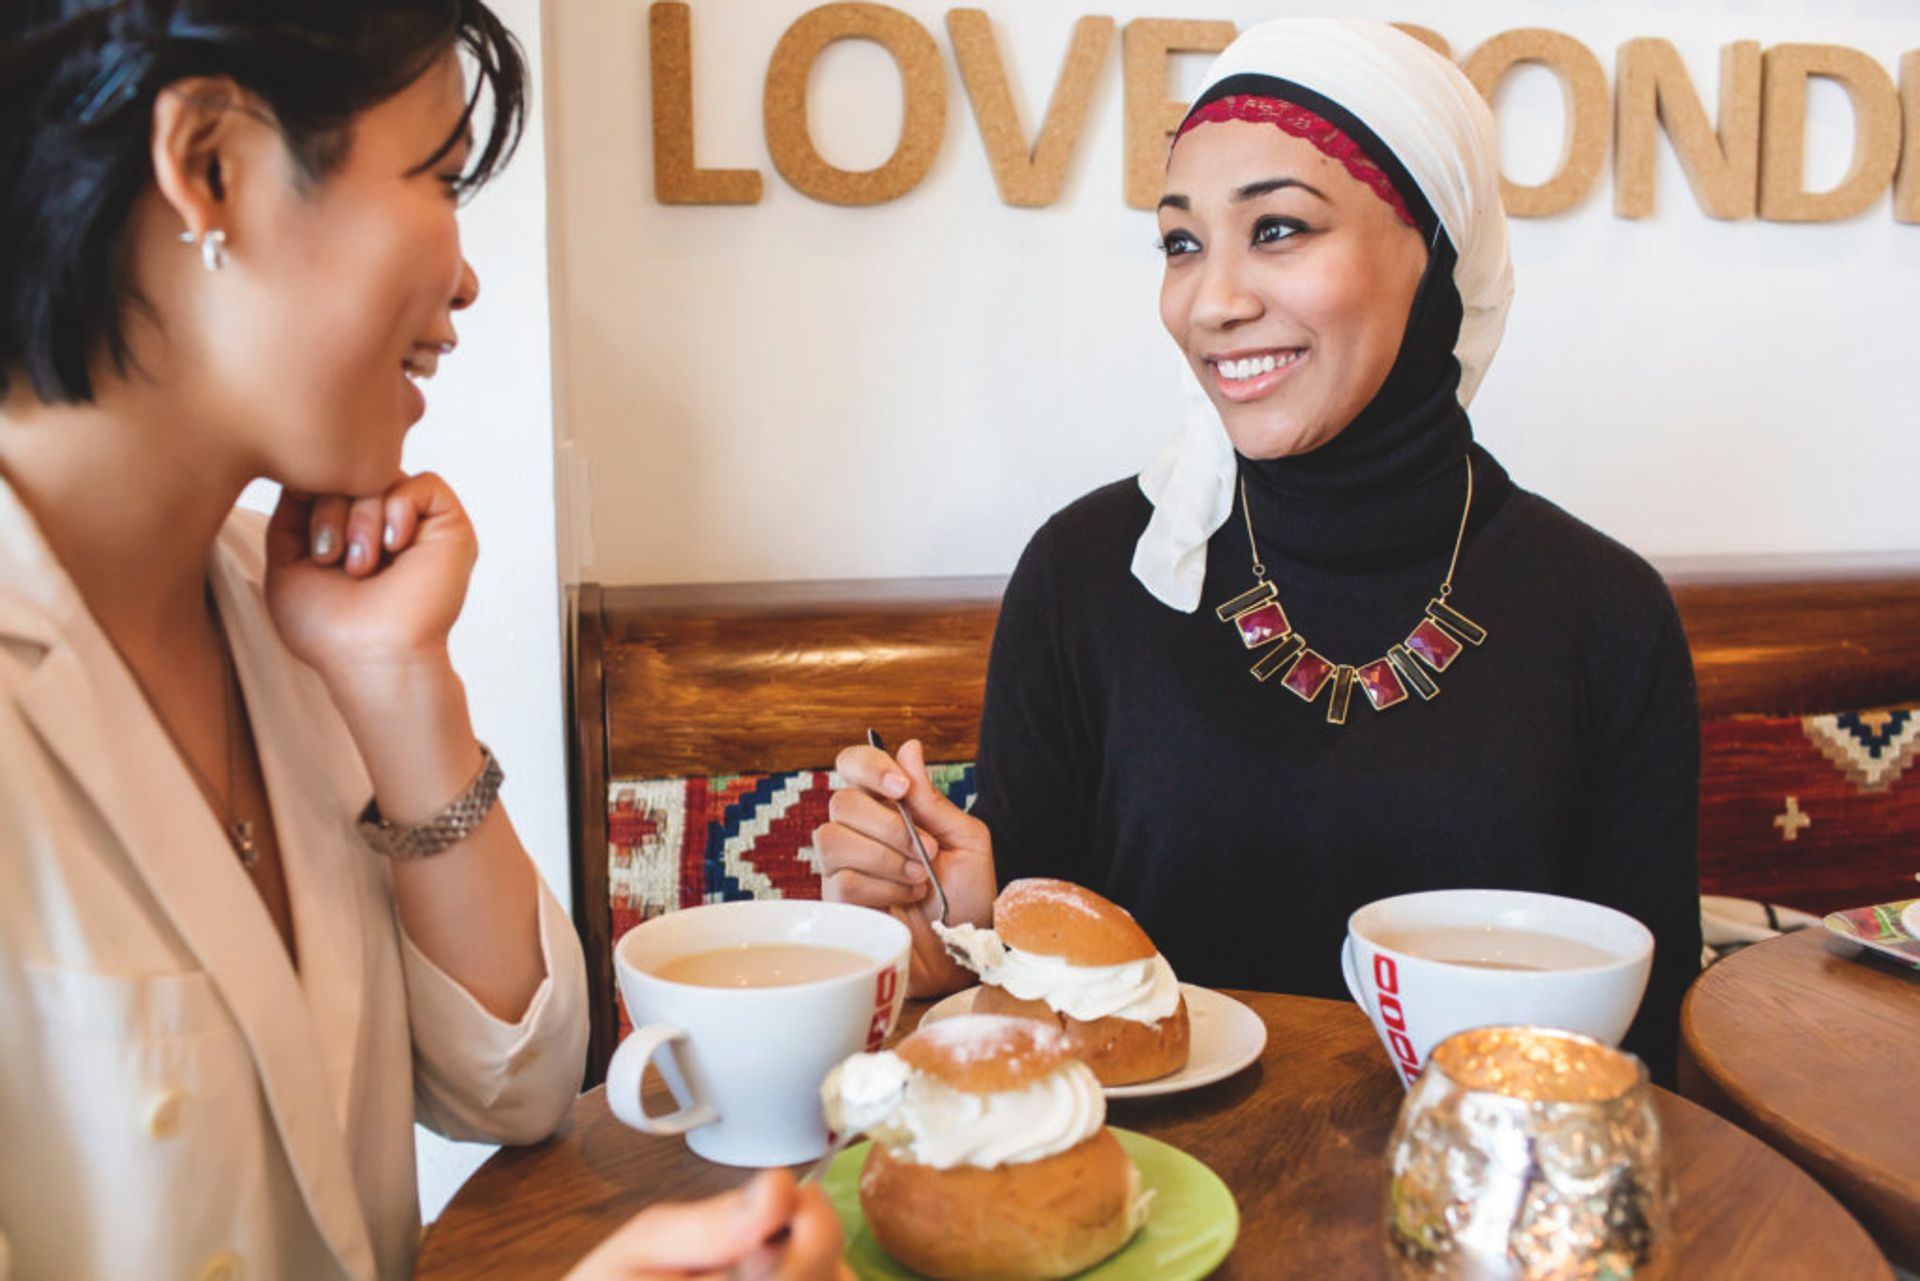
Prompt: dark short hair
<box><xmin>0</xmin><ymin>0</ymin><xmax>528</xmax><ymax>404</ymax></box>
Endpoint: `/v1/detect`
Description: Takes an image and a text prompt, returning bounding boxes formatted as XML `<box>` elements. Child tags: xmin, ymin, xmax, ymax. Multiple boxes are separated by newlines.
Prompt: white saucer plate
<box><xmin>918</xmin><ymin>983</ymin><xmax>1267</xmax><ymax>1098</ymax></box>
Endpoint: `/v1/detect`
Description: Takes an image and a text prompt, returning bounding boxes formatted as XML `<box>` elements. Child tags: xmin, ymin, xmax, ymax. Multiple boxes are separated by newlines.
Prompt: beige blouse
<box><xmin>0</xmin><ymin>482</ymin><xmax>589</xmax><ymax>1280</ymax></box>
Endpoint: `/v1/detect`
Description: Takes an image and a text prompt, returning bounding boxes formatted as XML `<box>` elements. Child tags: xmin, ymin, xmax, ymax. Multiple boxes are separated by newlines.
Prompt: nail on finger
<box><xmin>313</xmin><ymin>528</ymin><xmax>337</xmax><ymax>559</ymax></box>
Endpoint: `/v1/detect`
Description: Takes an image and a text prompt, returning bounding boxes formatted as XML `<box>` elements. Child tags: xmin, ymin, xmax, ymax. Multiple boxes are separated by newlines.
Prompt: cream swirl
<box><xmin>822</xmin><ymin>1049</ymin><xmax>913</xmax><ymax>1135</ymax></box>
<box><xmin>934</xmin><ymin>922</ymin><xmax>1181</xmax><ymax>1024</ymax></box>
<box><xmin>821</xmin><ymin>1050</ymin><xmax>1106</xmax><ymax>1170</ymax></box>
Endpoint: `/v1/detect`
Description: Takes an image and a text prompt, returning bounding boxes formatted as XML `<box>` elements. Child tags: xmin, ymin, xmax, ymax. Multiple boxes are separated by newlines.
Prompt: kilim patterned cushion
<box><xmin>607</xmin><ymin>764</ymin><xmax>976</xmax><ymax>1039</ymax></box>
<box><xmin>1699</xmin><ymin>706</ymin><xmax>1920</xmax><ymax>917</ymax></box>
<box><xmin>605</xmin><ymin>713</ymin><xmax>1920</xmax><ymax>1023</ymax></box>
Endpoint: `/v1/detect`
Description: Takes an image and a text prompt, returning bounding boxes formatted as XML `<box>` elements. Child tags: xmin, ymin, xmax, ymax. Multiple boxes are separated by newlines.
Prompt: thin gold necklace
<box><xmin>1215</xmin><ymin>453</ymin><xmax>1487</xmax><ymax>725</ymax></box>
<box><xmin>112</xmin><ymin>592</ymin><xmax>259</xmax><ymax>865</ymax></box>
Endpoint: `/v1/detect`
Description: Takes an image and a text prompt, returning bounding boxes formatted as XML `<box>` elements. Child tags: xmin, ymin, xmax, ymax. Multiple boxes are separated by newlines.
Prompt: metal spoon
<box><xmin>865</xmin><ymin>728</ymin><xmax>951</xmax><ymax>926</ymax></box>
<box><xmin>796</xmin><ymin>1129</ymin><xmax>858</xmax><ymax>1187</ymax></box>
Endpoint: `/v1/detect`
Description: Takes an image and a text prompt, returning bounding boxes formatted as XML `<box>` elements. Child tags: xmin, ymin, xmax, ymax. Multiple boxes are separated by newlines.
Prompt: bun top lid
<box><xmin>993</xmin><ymin>878</ymin><xmax>1157</xmax><ymax>966</ymax></box>
<box><xmin>895</xmin><ymin>1014</ymin><xmax>1077</xmax><ymax>1094</ymax></box>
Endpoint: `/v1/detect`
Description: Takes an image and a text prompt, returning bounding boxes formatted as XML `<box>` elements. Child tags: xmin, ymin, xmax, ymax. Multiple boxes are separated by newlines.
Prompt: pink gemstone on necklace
<box><xmin>1406</xmin><ymin>617</ymin><xmax>1464</xmax><ymax>672</ymax></box>
<box><xmin>1234</xmin><ymin>600</ymin><xmax>1291</xmax><ymax>649</ymax></box>
<box><xmin>1281</xmin><ymin>648</ymin><xmax>1335</xmax><ymax>701</ymax></box>
<box><xmin>1356</xmin><ymin>659</ymin><xmax>1408</xmax><ymax>710</ymax></box>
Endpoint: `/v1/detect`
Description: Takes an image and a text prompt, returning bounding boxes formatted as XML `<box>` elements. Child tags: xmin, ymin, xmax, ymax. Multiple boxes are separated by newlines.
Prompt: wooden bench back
<box><xmin>568</xmin><ymin>563</ymin><xmax>1920</xmax><ymax>1080</ymax></box>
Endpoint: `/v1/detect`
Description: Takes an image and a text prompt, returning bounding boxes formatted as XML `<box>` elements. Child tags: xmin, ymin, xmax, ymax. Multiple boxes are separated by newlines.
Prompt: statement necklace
<box><xmin>1215</xmin><ymin>454</ymin><xmax>1487</xmax><ymax>725</ymax></box>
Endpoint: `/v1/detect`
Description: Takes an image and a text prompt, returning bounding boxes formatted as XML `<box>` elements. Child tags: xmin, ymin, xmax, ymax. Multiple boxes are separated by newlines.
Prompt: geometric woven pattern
<box><xmin>607</xmin><ymin>763</ymin><xmax>976</xmax><ymax>1037</ymax></box>
<box><xmin>1698</xmin><ymin>705</ymin><xmax>1920</xmax><ymax>917</ymax></box>
<box><xmin>1802</xmin><ymin>708</ymin><xmax>1920</xmax><ymax>792</ymax></box>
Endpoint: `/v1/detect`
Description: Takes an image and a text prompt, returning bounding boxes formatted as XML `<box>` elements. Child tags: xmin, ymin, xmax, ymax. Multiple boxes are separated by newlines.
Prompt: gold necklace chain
<box><xmin>107</xmin><ymin>590</ymin><xmax>259</xmax><ymax>865</ymax></box>
<box><xmin>1216</xmin><ymin>453</ymin><xmax>1488</xmax><ymax>724</ymax></box>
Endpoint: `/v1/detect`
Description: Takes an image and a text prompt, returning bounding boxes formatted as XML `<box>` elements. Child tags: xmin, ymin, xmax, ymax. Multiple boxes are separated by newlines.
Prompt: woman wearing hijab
<box><xmin>0</xmin><ymin>3</ymin><xmax>846</xmax><ymax>1278</ymax></box>
<box><xmin>819</xmin><ymin>18</ymin><xmax>1701</xmax><ymax>1084</ymax></box>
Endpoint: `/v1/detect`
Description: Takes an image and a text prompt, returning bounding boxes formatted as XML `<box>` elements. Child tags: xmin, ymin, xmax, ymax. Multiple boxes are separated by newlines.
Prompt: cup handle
<box><xmin>606</xmin><ymin>1024</ymin><xmax>720</xmax><ymax>1136</ymax></box>
<box><xmin>1341</xmin><ymin>934</ymin><xmax>1377</xmax><ymax>1023</ymax></box>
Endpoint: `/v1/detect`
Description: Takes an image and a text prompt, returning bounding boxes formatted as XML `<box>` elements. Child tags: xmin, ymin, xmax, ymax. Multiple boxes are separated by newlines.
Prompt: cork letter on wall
<box><xmin>650</xmin><ymin>2</ymin><xmax>763</xmax><ymax>204</ymax></box>
<box><xmin>1122</xmin><ymin>18</ymin><xmax>1237</xmax><ymax>211</ymax></box>
<box><xmin>1615</xmin><ymin>39</ymin><xmax>1760</xmax><ymax>220</ymax></box>
<box><xmin>947</xmin><ymin>11</ymin><xmax>1115</xmax><ymax>209</ymax></box>
<box><xmin>1896</xmin><ymin>51</ymin><xmax>1919</xmax><ymax>224</ymax></box>
<box><xmin>1759</xmin><ymin>43</ymin><xmax>1900</xmax><ymax>223</ymax></box>
<box><xmin>1463</xmin><ymin>29</ymin><xmax>1609</xmax><ymax>218</ymax></box>
<box><xmin>763</xmin><ymin>3</ymin><xmax>947</xmax><ymax>206</ymax></box>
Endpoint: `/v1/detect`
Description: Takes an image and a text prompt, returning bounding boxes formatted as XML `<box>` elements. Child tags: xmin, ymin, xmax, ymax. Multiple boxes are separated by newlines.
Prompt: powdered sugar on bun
<box><xmin>995</xmin><ymin>878</ymin><xmax>1156</xmax><ymax>966</ymax></box>
<box><xmin>896</xmin><ymin>1014</ymin><xmax>1074</xmax><ymax>1094</ymax></box>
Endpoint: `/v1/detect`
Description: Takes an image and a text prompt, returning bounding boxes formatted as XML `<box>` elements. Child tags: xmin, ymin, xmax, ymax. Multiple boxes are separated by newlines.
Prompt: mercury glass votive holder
<box><xmin>1383</xmin><ymin>1025</ymin><xmax>1672</xmax><ymax>1281</ymax></box>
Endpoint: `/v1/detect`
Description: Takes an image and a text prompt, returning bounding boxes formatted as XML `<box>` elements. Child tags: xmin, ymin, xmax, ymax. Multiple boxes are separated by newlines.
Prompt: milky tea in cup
<box><xmin>650</xmin><ymin>943</ymin><xmax>874</xmax><ymax>988</ymax></box>
<box><xmin>608</xmin><ymin>900</ymin><xmax>910</xmax><ymax>1165</ymax></box>
<box><xmin>1340</xmin><ymin>889</ymin><xmax>1653</xmax><ymax>1087</ymax></box>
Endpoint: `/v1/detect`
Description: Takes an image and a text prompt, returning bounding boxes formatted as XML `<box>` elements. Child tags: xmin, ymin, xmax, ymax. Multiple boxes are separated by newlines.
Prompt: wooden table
<box><xmin>1681</xmin><ymin>927</ymin><xmax>1920</xmax><ymax>1271</ymax></box>
<box><xmin>420</xmin><ymin>991</ymin><xmax>1891</xmax><ymax>1279</ymax></box>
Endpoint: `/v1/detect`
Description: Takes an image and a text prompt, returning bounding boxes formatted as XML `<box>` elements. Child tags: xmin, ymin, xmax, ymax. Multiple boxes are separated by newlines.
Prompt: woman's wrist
<box><xmin>323</xmin><ymin>654</ymin><xmax>486</xmax><ymax>824</ymax></box>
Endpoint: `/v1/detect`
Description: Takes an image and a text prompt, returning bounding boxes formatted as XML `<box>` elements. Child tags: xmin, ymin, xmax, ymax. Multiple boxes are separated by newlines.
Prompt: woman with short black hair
<box><xmin>0</xmin><ymin>4</ymin><xmax>845</xmax><ymax>1278</ymax></box>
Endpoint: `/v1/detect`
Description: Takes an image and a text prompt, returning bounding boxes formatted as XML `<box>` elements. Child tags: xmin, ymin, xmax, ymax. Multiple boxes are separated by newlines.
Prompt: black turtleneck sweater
<box><xmin>971</xmin><ymin>446</ymin><xmax>1701</xmax><ymax>1083</ymax></box>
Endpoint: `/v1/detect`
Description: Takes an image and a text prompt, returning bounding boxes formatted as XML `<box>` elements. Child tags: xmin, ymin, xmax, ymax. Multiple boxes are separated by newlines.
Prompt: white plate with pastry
<box><xmin>922</xmin><ymin>983</ymin><xmax>1267</xmax><ymax>1098</ymax></box>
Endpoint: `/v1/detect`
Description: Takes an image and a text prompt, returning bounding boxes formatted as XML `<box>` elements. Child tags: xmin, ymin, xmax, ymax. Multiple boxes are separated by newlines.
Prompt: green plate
<box><xmin>821</xmin><ymin>1128</ymin><xmax>1238</xmax><ymax>1280</ymax></box>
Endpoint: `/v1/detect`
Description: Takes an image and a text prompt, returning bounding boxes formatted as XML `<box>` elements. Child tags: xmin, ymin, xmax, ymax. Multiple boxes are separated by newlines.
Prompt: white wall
<box><xmin>547</xmin><ymin>0</ymin><xmax>1920</xmax><ymax>589</ymax></box>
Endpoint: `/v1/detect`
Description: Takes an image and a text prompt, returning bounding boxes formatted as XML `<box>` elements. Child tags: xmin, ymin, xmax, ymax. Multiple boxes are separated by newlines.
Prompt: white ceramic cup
<box><xmin>608</xmin><ymin>900</ymin><xmax>911</xmax><ymax>1166</ymax></box>
<box><xmin>1340</xmin><ymin>889</ymin><xmax>1654</xmax><ymax>1089</ymax></box>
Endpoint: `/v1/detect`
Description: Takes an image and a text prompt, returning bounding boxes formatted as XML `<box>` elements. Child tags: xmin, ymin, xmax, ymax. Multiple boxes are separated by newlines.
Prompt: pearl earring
<box><xmin>178</xmin><ymin>228</ymin><xmax>228</xmax><ymax>272</ymax></box>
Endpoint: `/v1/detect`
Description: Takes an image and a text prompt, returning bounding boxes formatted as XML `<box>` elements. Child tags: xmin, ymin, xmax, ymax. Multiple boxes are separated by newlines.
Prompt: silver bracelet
<box><xmin>357</xmin><ymin>743</ymin><xmax>504</xmax><ymax>860</ymax></box>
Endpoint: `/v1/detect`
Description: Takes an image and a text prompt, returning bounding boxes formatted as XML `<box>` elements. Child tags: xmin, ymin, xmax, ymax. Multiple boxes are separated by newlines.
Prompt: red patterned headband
<box><xmin>1173</xmin><ymin>95</ymin><xmax>1416</xmax><ymax>229</ymax></box>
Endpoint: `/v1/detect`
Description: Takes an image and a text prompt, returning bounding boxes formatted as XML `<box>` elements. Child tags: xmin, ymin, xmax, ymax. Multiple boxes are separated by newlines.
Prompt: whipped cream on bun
<box><xmin>936</xmin><ymin>880</ymin><xmax>1193</xmax><ymax>1087</ymax></box>
<box><xmin>821</xmin><ymin>1017</ymin><xmax>1105</xmax><ymax>1169</ymax></box>
<box><xmin>827</xmin><ymin>1014</ymin><xmax>1153</xmax><ymax>1281</ymax></box>
<box><xmin>935</xmin><ymin>921</ymin><xmax>1180</xmax><ymax>1025</ymax></box>
<box><xmin>934</xmin><ymin>878</ymin><xmax>1180</xmax><ymax>1025</ymax></box>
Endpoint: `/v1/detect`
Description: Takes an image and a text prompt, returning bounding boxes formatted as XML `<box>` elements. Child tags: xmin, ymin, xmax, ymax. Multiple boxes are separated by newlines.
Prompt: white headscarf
<box><xmin>1130</xmin><ymin>18</ymin><xmax>1513</xmax><ymax>612</ymax></box>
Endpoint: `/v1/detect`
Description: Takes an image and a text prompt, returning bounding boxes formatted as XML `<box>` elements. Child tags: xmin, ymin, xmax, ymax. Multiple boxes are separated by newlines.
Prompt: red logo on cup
<box><xmin>866</xmin><ymin>965</ymin><xmax>901</xmax><ymax>1051</ymax></box>
<box><xmin>1373</xmin><ymin>954</ymin><xmax>1422</xmax><ymax>1085</ymax></box>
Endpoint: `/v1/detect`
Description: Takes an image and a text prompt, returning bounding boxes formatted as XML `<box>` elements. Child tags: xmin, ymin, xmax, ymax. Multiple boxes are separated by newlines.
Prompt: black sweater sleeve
<box><xmin>971</xmin><ymin>519</ymin><xmax>1101</xmax><ymax>890</ymax></box>
<box><xmin>1560</xmin><ymin>579</ymin><xmax>1702</xmax><ymax>1087</ymax></box>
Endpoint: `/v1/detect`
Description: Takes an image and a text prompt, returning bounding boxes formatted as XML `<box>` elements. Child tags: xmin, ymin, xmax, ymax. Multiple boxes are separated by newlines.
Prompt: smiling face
<box><xmin>198</xmin><ymin>52</ymin><xmax>478</xmax><ymax>495</ymax></box>
<box><xmin>1158</xmin><ymin>119</ymin><xmax>1429</xmax><ymax>460</ymax></box>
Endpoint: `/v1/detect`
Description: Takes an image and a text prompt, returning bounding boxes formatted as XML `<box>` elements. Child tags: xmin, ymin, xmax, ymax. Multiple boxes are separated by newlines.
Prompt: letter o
<box><xmin>1379</xmin><ymin>993</ymin><xmax>1408</xmax><ymax>1031</ymax></box>
<box><xmin>1464</xmin><ymin>28</ymin><xmax>1610</xmax><ymax>217</ymax></box>
<box><xmin>763</xmin><ymin>3</ymin><xmax>947</xmax><ymax>206</ymax></box>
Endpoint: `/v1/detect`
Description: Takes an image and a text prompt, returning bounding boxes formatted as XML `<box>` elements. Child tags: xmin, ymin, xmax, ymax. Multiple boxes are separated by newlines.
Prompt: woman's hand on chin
<box><xmin>263</xmin><ymin>473</ymin><xmax>476</xmax><ymax>694</ymax></box>
<box><xmin>816</xmin><ymin>737</ymin><xmax>996</xmax><ymax>997</ymax></box>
